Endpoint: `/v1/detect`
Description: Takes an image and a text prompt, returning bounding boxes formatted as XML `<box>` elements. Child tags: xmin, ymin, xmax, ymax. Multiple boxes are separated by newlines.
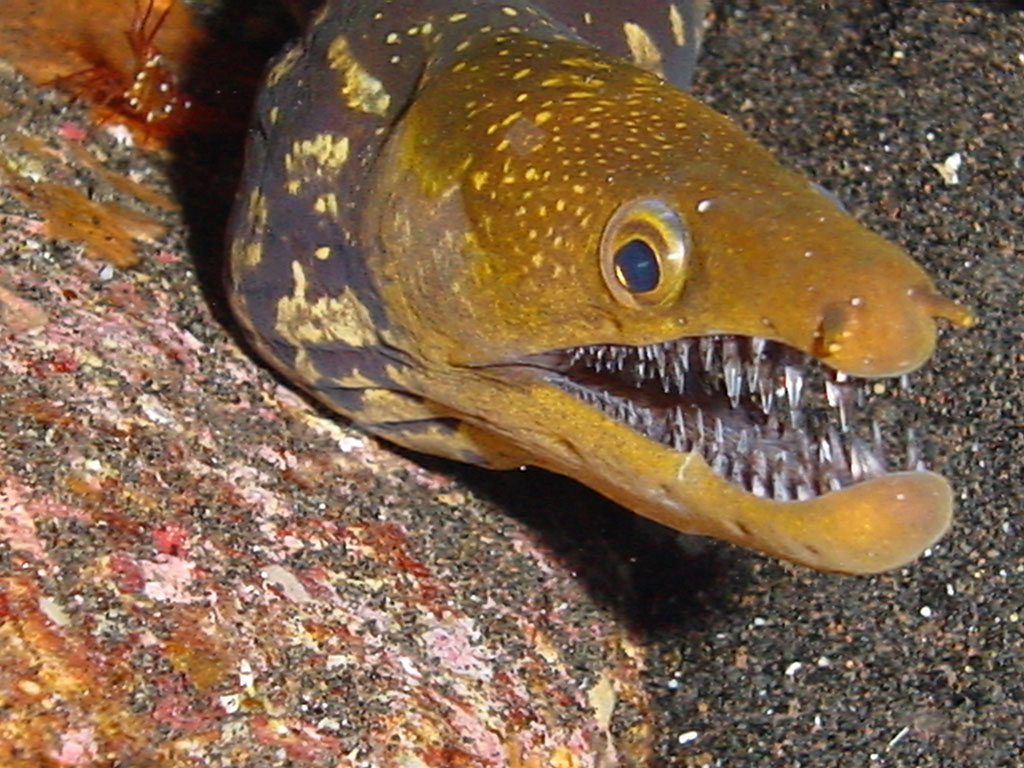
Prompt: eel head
<box><xmin>364</xmin><ymin>34</ymin><xmax>974</xmax><ymax>574</ymax></box>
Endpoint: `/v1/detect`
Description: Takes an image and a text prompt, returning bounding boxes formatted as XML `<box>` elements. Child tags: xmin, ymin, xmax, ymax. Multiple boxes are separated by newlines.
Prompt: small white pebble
<box><xmin>105</xmin><ymin>123</ymin><xmax>135</xmax><ymax>146</ymax></box>
<box><xmin>932</xmin><ymin>151</ymin><xmax>963</xmax><ymax>185</ymax></box>
<box><xmin>238</xmin><ymin>659</ymin><xmax>255</xmax><ymax>689</ymax></box>
<box><xmin>38</xmin><ymin>597</ymin><xmax>71</xmax><ymax>626</ymax></box>
<box><xmin>677</xmin><ymin>731</ymin><xmax>699</xmax><ymax>745</ymax></box>
<box><xmin>887</xmin><ymin>726</ymin><xmax>911</xmax><ymax>749</ymax></box>
<box><xmin>816</xmin><ymin>656</ymin><xmax>832</xmax><ymax>668</ymax></box>
<box><xmin>219</xmin><ymin>693</ymin><xmax>241</xmax><ymax>713</ymax></box>
<box><xmin>920</xmin><ymin>606</ymin><xmax>933</xmax><ymax>618</ymax></box>
<box><xmin>752</xmin><ymin>617</ymin><xmax>768</xmax><ymax>627</ymax></box>
<box><xmin>784</xmin><ymin>661</ymin><xmax>803</xmax><ymax>677</ymax></box>
<box><xmin>336</xmin><ymin>434</ymin><xmax>367</xmax><ymax>452</ymax></box>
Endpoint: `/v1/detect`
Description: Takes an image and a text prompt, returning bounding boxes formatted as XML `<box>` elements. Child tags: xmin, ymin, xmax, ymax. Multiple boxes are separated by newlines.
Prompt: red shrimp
<box><xmin>52</xmin><ymin>0</ymin><xmax>198</xmax><ymax>144</ymax></box>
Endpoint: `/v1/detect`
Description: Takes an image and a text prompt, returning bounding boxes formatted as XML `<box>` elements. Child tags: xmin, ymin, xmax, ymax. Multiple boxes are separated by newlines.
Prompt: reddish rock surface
<box><xmin>1</xmin><ymin>2</ymin><xmax>1021</xmax><ymax>767</ymax></box>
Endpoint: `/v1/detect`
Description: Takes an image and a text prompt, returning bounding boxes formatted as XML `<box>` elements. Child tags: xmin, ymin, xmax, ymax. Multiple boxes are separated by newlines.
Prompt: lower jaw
<box><xmin>643</xmin><ymin>451</ymin><xmax>952</xmax><ymax>574</ymax></box>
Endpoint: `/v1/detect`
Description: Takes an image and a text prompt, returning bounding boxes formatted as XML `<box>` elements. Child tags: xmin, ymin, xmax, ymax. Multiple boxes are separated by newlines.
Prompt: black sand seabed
<box><xmin>644</xmin><ymin>3</ymin><xmax>1022</xmax><ymax>766</ymax></box>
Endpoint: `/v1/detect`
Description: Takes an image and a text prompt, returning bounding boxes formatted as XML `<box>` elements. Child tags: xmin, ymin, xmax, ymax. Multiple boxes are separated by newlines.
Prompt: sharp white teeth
<box><xmin>672</xmin><ymin>406</ymin><xmax>687</xmax><ymax>437</ymax></box>
<box><xmin>669</xmin><ymin>357</ymin><xmax>687</xmax><ymax>394</ymax></box>
<box><xmin>724</xmin><ymin>338</ymin><xmax>743</xmax><ymax>407</ymax></box>
<box><xmin>849</xmin><ymin>436</ymin><xmax>869</xmax><ymax>482</ymax></box>
<box><xmin>828</xmin><ymin>428</ymin><xmax>849</xmax><ymax>474</ymax></box>
<box><xmin>712</xmin><ymin>452</ymin><xmax>730</xmax><ymax>477</ymax></box>
<box><xmin>654</xmin><ymin>346</ymin><xmax>667</xmax><ymax>383</ymax></box>
<box><xmin>695</xmin><ymin>410</ymin><xmax>706</xmax><ymax>452</ymax></box>
<box><xmin>784</xmin><ymin>365</ymin><xmax>804</xmax><ymax>412</ymax></box>
<box><xmin>751</xmin><ymin>474</ymin><xmax>768</xmax><ymax>498</ymax></box>
<box><xmin>746</xmin><ymin>355</ymin><xmax>760</xmax><ymax>393</ymax></box>
<box><xmin>731</xmin><ymin>455</ymin><xmax>747</xmax><ymax>488</ymax></box>
<box><xmin>825</xmin><ymin>377</ymin><xmax>840</xmax><ymax>408</ymax></box>
<box><xmin>860</xmin><ymin>438</ymin><xmax>887</xmax><ymax>478</ymax></box>
<box><xmin>758</xmin><ymin>374</ymin><xmax>774</xmax><ymax>415</ymax></box>
<box><xmin>677</xmin><ymin>339</ymin><xmax>692</xmax><ymax>371</ymax></box>
<box><xmin>700</xmin><ymin>336</ymin><xmax>716</xmax><ymax>371</ymax></box>
<box><xmin>796</xmin><ymin>431</ymin><xmax>812</xmax><ymax>463</ymax></box>
<box><xmin>871</xmin><ymin>419</ymin><xmax>885</xmax><ymax>456</ymax></box>
<box><xmin>773</xmin><ymin>470</ymin><xmax>792</xmax><ymax>501</ymax></box>
<box><xmin>752</xmin><ymin>336</ymin><xmax>768</xmax><ymax>358</ymax></box>
<box><xmin>751</xmin><ymin>448</ymin><xmax>768</xmax><ymax>477</ymax></box>
<box><xmin>839</xmin><ymin>386</ymin><xmax>854</xmax><ymax>431</ymax></box>
<box><xmin>905</xmin><ymin>426</ymin><xmax>922</xmax><ymax>470</ymax></box>
<box><xmin>640</xmin><ymin>407</ymin><xmax>654</xmax><ymax>432</ymax></box>
<box><xmin>670</xmin><ymin>428</ymin><xmax>686</xmax><ymax>452</ymax></box>
<box><xmin>818</xmin><ymin>436</ymin><xmax>832</xmax><ymax>465</ymax></box>
<box><xmin>736</xmin><ymin>429</ymin><xmax>751</xmax><ymax>455</ymax></box>
<box><xmin>795</xmin><ymin>471</ymin><xmax>815</xmax><ymax>500</ymax></box>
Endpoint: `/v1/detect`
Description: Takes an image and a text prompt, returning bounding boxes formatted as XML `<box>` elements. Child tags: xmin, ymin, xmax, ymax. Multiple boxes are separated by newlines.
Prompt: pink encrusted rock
<box><xmin>0</xmin><ymin>66</ymin><xmax>653</xmax><ymax>767</ymax></box>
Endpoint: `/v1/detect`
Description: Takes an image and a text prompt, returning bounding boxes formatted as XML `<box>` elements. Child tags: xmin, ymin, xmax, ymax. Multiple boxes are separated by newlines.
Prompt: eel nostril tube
<box><xmin>908</xmin><ymin>285</ymin><xmax>976</xmax><ymax>328</ymax></box>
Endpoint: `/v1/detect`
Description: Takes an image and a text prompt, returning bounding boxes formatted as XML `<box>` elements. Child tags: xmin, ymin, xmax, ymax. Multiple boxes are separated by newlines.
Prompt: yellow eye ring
<box><xmin>599</xmin><ymin>198</ymin><xmax>689</xmax><ymax>308</ymax></box>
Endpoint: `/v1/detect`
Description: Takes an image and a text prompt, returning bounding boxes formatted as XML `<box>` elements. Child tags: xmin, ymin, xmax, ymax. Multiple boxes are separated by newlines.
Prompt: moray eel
<box><xmin>226</xmin><ymin>0</ymin><xmax>974</xmax><ymax>574</ymax></box>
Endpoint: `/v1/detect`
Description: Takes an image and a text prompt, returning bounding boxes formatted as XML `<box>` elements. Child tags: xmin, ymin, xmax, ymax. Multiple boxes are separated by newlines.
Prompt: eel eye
<box><xmin>600</xmin><ymin>198</ymin><xmax>689</xmax><ymax>307</ymax></box>
<box><xmin>613</xmin><ymin>239</ymin><xmax>659</xmax><ymax>293</ymax></box>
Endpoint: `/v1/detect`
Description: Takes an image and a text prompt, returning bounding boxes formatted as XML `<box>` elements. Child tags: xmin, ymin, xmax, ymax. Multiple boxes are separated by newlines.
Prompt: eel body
<box><xmin>226</xmin><ymin>0</ymin><xmax>974</xmax><ymax>574</ymax></box>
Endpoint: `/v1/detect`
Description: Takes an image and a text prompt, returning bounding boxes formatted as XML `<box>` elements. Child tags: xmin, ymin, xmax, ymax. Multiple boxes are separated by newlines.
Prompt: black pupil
<box><xmin>614</xmin><ymin>239</ymin><xmax>660</xmax><ymax>293</ymax></box>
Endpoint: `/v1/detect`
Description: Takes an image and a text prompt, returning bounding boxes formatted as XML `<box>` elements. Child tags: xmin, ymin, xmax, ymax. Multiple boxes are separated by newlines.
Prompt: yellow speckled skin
<box><xmin>227</xmin><ymin>1</ymin><xmax>973</xmax><ymax>574</ymax></box>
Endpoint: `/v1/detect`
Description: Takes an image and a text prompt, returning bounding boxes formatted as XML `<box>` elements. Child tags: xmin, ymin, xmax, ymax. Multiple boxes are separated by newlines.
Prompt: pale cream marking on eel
<box><xmin>266</xmin><ymin>44</ymin><xmax>302</xmax><ymax>87</ymax></box>
<box><xmin>276</xmin><ymin>261</ymin><xmax>377</xmax><ymax>349</ymax></box>
<box><xmin>622</xmin><ymin>22</ymin><xmax>665</xmax><ymax>77</ymax></box>
<box><xmin>669</xmin><ymin>4</ymin><xmax>686</xmax><ymax>47</ymax></box>
<box><xmin>326</xmin><ymin>36</ymin><xmax>392</xmax><ymax>116</ymax></box>
<box><xmin>234</xmin><ymin>189</ymin><xmax>268</xmax><ymax>268</ymax></box>
<box><xmin>283</xmin><ymin>133</ymin><xmax>351</xmax><ymax>189</ymax></box>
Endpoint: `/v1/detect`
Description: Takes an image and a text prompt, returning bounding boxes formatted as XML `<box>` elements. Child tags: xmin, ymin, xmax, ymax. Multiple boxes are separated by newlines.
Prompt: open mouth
<box><xmin>523</xmin><ymin>335</ymin><xmax>927</xmax><ymax>500</ymax></box>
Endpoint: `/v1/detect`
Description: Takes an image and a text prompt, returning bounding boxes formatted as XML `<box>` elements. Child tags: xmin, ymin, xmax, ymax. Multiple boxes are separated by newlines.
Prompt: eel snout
<box><xmin>815</xmin><ymin>282</ymin><xmax>976</xmax><ymax>378</ymax></box>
